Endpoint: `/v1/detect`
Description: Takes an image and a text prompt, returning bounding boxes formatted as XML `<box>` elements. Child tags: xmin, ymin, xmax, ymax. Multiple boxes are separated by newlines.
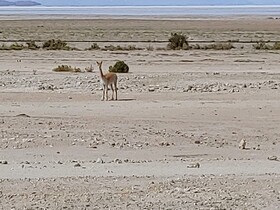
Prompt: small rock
<box><xmin>0</xmin><ymin>160</ymin><xmax>8</xmax><ymax>165</ymax></box>
<box><xmin>187</xmin><ymin>163</ymin><xmax>200</xmax><ymax>168</ymax></box>
<box><xmin>74</xmin><ymin>163</ymin><xmax>81</xmax><ymax>167</ymax></box>
<box><xmin>96</xmin><ymin>158</ymin><xmax>104</xmax><ymax>164</ymax></box>
<box><xmin>114</xmin><ymin>159</ymin><xmax>122</xmax><ymax>164</ymax></box>
<box><xmin>239</xmin><ymin>139</ymin><xmax>246</xmax><ymax>150</ymax></box>
<box><xmin>268</xmin><ymin>156</ymin><xmax>278</xmax><ymax>161</ymax></box>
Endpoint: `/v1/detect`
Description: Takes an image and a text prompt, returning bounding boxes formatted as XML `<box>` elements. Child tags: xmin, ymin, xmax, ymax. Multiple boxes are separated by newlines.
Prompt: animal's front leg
<box><xmin>101</xmin><ymin>85</ymin><xmax>105</xmax><ymax>101</ymax></box>
<box><xmin>106</xmin><ymin>86</ymin><xmax>109</xmax><ymax>101</ymax></box>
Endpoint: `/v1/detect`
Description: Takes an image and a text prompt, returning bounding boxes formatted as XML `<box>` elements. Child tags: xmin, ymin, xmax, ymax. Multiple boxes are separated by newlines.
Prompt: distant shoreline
<box><xmin>1</xmin><ymin>5</ymin><xmax>280</xmax><ymax>7</ymax></box>
<box><xmin>1</xmin><ymin>5</ymin><xmax>280</xmax><ymax>16</ymax></box>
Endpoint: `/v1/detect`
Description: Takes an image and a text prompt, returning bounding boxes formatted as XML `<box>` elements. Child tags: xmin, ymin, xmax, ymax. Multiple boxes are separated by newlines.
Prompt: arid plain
<box><xmin>0</xmin><ymin>16</ymin><xmax>280</xmax><ymax>209</ymax></box>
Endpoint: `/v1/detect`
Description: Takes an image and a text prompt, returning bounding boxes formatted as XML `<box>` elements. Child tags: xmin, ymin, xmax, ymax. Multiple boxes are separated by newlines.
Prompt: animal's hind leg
<box><xmin>110</xmin><ymin>84</ymin><xmax>114</xmax><ymax>100</ymax></box>
<box><xmin>105</xmin><ymin>86</ymin><xmax>109</xmax><ymax>101</ymax></box>
<box><xmin>114</xmin><ymin>82</ymin><xmax>118</xmax><ymax>101</ymax></box>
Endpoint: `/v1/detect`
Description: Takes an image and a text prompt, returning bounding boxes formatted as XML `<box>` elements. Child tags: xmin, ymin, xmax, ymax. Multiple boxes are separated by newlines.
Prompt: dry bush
<box><xmin>253</xmin><ymin>41</ymin><xmax>271</xmax><ymax>50</ymax></box>
<box><xmin>10</xmin><ymin>43</ymin><xmax>25</xmax><ymax>50</ymax></box>
<box><xmin>85</xmin><ymin>43</ymin><xmax>100</xmax><ymax>50</ymax></box>
<box><xmin>272</xmin><ymin>41</ymin><xmax>280</xmax><ymax>50</ymax></box>
<box><xmin>146</xmin><ymin>45</ymin><xmax>154</xmax><ymax>51</ymax></box>
<box><xmin>85</xmin><ymin>64</ymin><xmax>94</xmax><ymax>72</ymax></box>
<box><xmin>167</xmin><ymin>33</ymin><xmax>189</xmax><ymax>50</ymax></box>
<box><xmin>43</xmin><ymin>39</ymin><xmax>71</xmax><ymax>50</ymax></box>
<box><xmin>26</xmin><ymin>41</ymin><xmax>40</xmax><ymax>50</ymax></box>
<box><xmin>252</xmin><ymin>41</ymin><xmax>280</xmax><ymax>50</ymax></box>
<box><xmin>53</xmin><ymin>65</ymin><xmax>82</xmax><ymax>73</ymax></box>
<box><xmin>0</xmin><ymin>44</ymin><xmax>10</xmax><ymax>50</ymax></box>
<box><xmin>0</xmin><ymin>43</ymin><xmax>25</xmax><ymax>50</ymax></box>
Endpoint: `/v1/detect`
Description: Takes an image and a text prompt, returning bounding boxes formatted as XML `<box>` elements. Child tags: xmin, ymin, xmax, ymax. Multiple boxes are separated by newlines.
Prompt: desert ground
<box><xmin>0</xmin><ymin>16</ymin><xmax>280</xmax><ymax>209</ymax></box>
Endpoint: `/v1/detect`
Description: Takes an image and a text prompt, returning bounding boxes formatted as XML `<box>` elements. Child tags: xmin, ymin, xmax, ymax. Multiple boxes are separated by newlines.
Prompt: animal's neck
<box><xmin>99</xmin><ymin>66</ymin><xmax>104</xmax><ymax>78</ymax></box>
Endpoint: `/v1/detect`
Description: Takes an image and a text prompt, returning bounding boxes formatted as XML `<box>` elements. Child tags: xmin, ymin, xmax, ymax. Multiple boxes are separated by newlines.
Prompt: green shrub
<box><xmin>109</xmin><ymin>61</ymin><xmax>129</xmax><ymax>73</ymax></box>
<box><xmin>43</xmin><ymin>39</ymin><xmax>71</xmax><ymax>50</ymax></box>
<box><xmin>167</xmin><ymin>33</ymin><xmax>189</xmax><ymax>50</ymax></box>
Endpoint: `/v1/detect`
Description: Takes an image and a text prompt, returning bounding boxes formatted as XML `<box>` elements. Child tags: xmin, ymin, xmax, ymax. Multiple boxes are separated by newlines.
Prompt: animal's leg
<box><xmin>106</xmin><ymin>85</ymin><xmax>109</xmax><ymax>101</ymax></box>
<box><xmin>114</xmin><ymin>82</ymin><xmax>118</xmax><ymax>101</ymax></box>
<box><xmin>101</xmin><ymin>84</ymin><xmax>105</xmax><ymax>101</ymax></box>
<box><xmin>110</xmin><ymin>84</ymin><xmax>114</xmax><ymax>100</ymax></box>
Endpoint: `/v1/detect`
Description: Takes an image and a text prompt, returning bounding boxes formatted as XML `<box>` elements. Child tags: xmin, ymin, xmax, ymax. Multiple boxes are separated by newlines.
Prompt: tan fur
<box><xmin>96</xmin><ymin>61</ymin><xmax>118</xmax><ymax>101</ymax></box>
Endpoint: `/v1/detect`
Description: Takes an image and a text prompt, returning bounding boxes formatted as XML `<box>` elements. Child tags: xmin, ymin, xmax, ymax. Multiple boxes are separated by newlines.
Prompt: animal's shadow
<box><xmin>117</xmin><ymin>98</ymin><xmax>136</xmax><ymax>102</ymax></box>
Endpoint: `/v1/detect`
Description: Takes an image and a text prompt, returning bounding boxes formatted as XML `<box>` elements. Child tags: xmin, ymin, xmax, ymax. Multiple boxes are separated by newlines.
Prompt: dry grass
<box><xmin>53</xmin><ymin>65</ymin><xmax>82</xmax><ymax>73</ymax></box>
<box><xmin>253</xmin><ymin>41</ymin><xmax>280</xmax><ymax>50</ymax></box>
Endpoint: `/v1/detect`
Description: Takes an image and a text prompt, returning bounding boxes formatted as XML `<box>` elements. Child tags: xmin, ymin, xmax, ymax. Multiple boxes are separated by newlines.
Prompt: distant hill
<box><xmin>0</xmin><ymin>0</ymin><xmax>41</xmax><ymax>6</ymax></box>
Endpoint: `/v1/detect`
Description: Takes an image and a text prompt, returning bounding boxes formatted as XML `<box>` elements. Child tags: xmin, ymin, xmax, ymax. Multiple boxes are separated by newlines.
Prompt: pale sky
<box><xmin>35</xmin><ymin>0</ymin><xmax>280</xmax><ymax>6</ymax></box>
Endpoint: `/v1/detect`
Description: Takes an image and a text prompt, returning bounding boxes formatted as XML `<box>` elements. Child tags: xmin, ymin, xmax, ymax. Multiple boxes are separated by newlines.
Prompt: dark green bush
<box><xmin>109</xmin><ymin>61</ymin><xmax>129</xmax><ymax>73</ymax></box>
<box><xmin>167</xmin><ymin>33</ymin><xmax>189</xmax><ymax>50</ymax></box>
<box><xmin>43</xmin><ymin>39</ymin><xmax>71</xmax><ymax>50</ymax></box>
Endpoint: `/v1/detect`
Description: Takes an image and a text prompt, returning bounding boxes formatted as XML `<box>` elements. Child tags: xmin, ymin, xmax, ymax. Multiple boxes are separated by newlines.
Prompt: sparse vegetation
<box><xmin>103</xmin><ymin>44</ymin><xmax>142</xmax><ymax>51</ymax></box>
<box><xmin>85</xmin><ymin>64</ymin><xmax>94</xmax><ymax>72</ymax></box>
<box><xmin>273</xmin><ymin>41</ymin><xmax>280</xmax><ymax>50</ymax></box>
<box><xmin>0</xmin><ymin>44</ymin><xmax>10</xmax><ymax>50</ymax></box>
<box><xmin>192</xmin><ymin>42</ymin><xmax>235</xmax><ymax>50</ymax></box>
<box><xmin>253</xmin><ymin>41</ymin><xmax>271</xmax><ymax>50</ymax></box>
<box><xmin>253</xmin><ymin>41</ymin><xmax>280</xmax><ymax>50</ymax></box>
<box><xmin>146</xmin><ymin>45</ymin><xmax>154</xmax><ymax>51</ymax></box>
<box><xmin>85</xmin><ymin>43</ymin><xmax>100</xmax><ymax>50</ymax></box>
<box><xmin>26</xmin><ymin>41</ymin><xmax>40</xmax><ymax>50</ymax></box>
<box><xmin>109</xmin><ymin>61</ymin><xmax>129</xmax><ymax>73</ymax></box>
<box><xmin>0</xmin><ymin>43</ymin><xmax>25</xmax><ymax>50</ymax></box>
<box><xmin>53</xmin><ymin>65</ymin><xmax>82</xmax><ymax>73</ymax></box>
<box><xmin>43</xmin><ymin>39</ymin><xmax>71</xmax><ymax>50</ymax></box>
<box><xmin>167</xmin><ymin>33</ymin><xmax>189</xmax><ymax>50</ymax></box>
<box><xmin>10</xmin><ymin>43</ymin><xmax>25</xmax><ymax>50</ymax></box>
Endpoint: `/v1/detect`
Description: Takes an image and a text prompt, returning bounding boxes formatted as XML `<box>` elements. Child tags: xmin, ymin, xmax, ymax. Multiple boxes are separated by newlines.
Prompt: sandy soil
<box><xmin>0</xmin><ymin>16</ymin><xmax>280</xmax><ymax>209</ymax></box>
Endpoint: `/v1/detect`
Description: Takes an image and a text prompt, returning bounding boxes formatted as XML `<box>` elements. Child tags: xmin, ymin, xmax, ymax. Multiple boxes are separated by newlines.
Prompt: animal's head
<box><xmin>96</xmin><ymin>61</ymin><xmax>103</xmax><ymax>68</ymax></box>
